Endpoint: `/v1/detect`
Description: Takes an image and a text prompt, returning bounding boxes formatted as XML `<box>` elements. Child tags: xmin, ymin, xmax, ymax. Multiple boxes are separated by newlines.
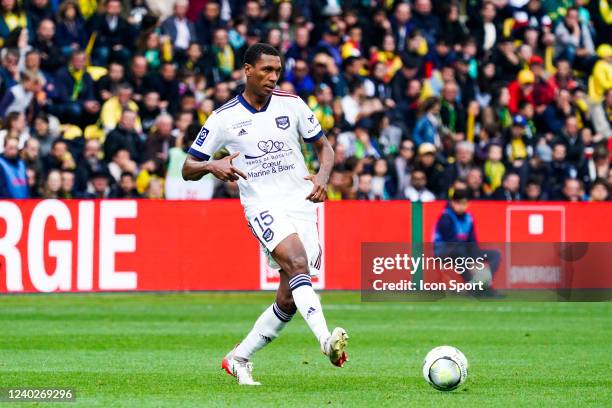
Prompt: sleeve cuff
<box><xmin>188</xmin><ymin>148</ymin><xmax>211</xmax><ymax>161</ymax></box>
<box><xmin>303</xmin><ymin>130</ymin><xmax>324</xmax><ymax>143</ymax></box>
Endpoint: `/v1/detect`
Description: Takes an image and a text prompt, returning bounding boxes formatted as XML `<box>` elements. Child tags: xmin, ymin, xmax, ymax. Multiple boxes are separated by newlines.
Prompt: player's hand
<box><xmin>208</xmin><ymin>152</ymin><xmax>247</xmax><ymax>182</ymax></box>
<box><xmin>304</xmin><ymin>174</ymin><xmax>327</xmax><ymax>202</ymax></box>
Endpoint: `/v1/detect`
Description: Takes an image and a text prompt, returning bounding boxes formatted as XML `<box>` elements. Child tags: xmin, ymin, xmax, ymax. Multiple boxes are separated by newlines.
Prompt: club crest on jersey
<box><xmin>195</xmin><ymin>127</ymin><xmax>209</xmax><ymax>146</ymax></box>
<box><xmin>275</xmin><ymin>116</ymin><xmax>290</xmax><ymax>130</ymax></box>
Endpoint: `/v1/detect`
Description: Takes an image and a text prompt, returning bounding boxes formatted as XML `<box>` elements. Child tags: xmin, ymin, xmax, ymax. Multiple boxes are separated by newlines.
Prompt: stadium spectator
<box><xmin>371</xmin><ymin>158</ymin><xmax>393</xmax><ymax>200</ymax></box>
<box><xmin>415</xmin><ymin>142</ymin><xmax>445</xmax><ymax>196</ymax></box>
<box><xmin>483</xmin><ymin>143</ymin><xmax>505</xmax><ymax>195</ymax></box>
<box><xmin>337</xmin><ymin>118</ymin><xmax>381</xmax><ymax>160</ymax></box>
<box><xmin>433</xmin><ymin>188</ymin><xmax>500</xmax><ymax>295</ymax></box>
<box><xmin>466</xmin><ymin>167</ymin><xmax>486</xmax><ymax>200</ymax></box>
<box><xmin>104</xmin><ymin>109</ymin><xmax>143</xmax><ymax>163</ymax></box>
<box><xmin>0</xmin><ymin>0</ymin><xmax>606</xmax><ymax>203</ymax></box>
<box><xmin>0</xmin><ymin>0</ymin><xmax>28</xmax><ymax>48</ymax></box>
<box><xmin>112</xmin><ymin>171</ymin><xmax>142</xmax><ymax>198</ymax></box>
<box><xmin>402</xmin><ymin>168</ymin><xmax>435</xmax><ymax>202</ymax></box>
<box><xmin>0</xmin><ymin>136</ymin><xmax>28</xmax><ymax>198</ymax></box>
<box><xmin>589</xmin><ymin>178</ymin><xmax>609</xmax><ymax>201</ymax></box>
<box><xmin>441</xmin><ymin>141</ymin><xmax>474</xmax><ymax>196</ymax></box>
<box><xmin>32</xmin><ymin>18</ymin><xmax>64</xmax><ymax>74</ymax></box>
<box><xmin>23</xmin><ymin>50</ymin><xmax>51</xmax><ymax>94</ymax></box>
<box><xmin>286</xmin><ymin>58</ymin><xmax>315</xmax><ymax>98</ymax></box>
<box><xmin>127</xmin><ymin>55</ymin><xmax>151</xmax><ymax>103</ymax></box>
<box><xmin>195</xmin><ymin>0</ymin><xmax>226</xmax><ymax>48</ymax></box>
<box><xmin>413</xmin><ymin>97</ymin><xmax>441</xmax><ymax>148</ymax></box>
<box><xmin>144</xmin><ymin>175</ymin><xmax>164</xmax><ymax>198</ymax></box>
<box><xmin>55</xmin><ymin>0</ymin><xmax>88</xmax><ymax>57</ymax></box>
<box><xmin>554</xmin><ymin>6</ymin><xmax>595</xmax><ymax>64</ymax></box>
<box><xmin>144</xmin><ymin>113</ymin><xmax>174</xmax><ymax>162</ymax></box>
<box><xmin>20</xmin><ymin>137</ymin><xmax>41</xmax><ymax>178</ymax></box>
<box><xmin>505</xmin><ymin>115</ymin><xmax>532</xmax><ymax>164</ymax></box>
<box><xmin>150</xmin><ymin>62</ymin><xmax>181</xmax><ymax>113</ymax></box>
<box><xmin>548</xmin><ymin>58</ymin><xmax>578</xmax><ymax>93</ymax></box>
<box><xmin>285</xmin><ymin>25</ymin><xmax>312</xmax><ymax>71</ymax></box>
<box><xmin>161</xmin><ymin>0</ymin><xmax>196</xmax><ymax>57</ymax></box>
<box><xmin>51</xmin><ymin>50</ymin><xmax>99</xmax><ymax>127</ymax></box>
<box><xmin>557</xmin><ymin>177</ymin><xmax>585</xmax><ymax>201</ymax></box>
<box><xmin>108</xmin><ymin>147</ymin><xmax>137</xmax><ymax>184</ymax></box>
<box><xmin>40</xmin><ymin>168</ymin><xmax>62</xmax><ymax>198</ymax></box>
<box><xmin>468</xmin><ymin>1</ymin><xmax>499</xmax><ymax>57</ymax></box>
<box><xmin>356</xmin><ymin>172</ymin><xmax>374</xmax><ymax>200</ymax></box>
<box><xmin>0</xmin><ymin>111</ymin><xmax>29</xmax><ymax>151</ymax></box>
<box><xmin>96</xmin><ymin>62</ymin><xmax>126</xmax><ymax>102</ymax></box>
<box><xmin>89</xmin><ymin>0</ymin><xmax>134</xmax><ymax>66</ymax></box>
<box><xmin>26</xmin><ymin>0</ymin><xmax>53</xmax><ymax>33</ymax></box>
<box><xmin>74</xmin><ymin>138</ymin><xmax>107</xmax><ymax>195</ymax></box>
<box><xmin>0</xmin><ymin>48</ymin><xmax>19</xmax><ymax>95</ymax></box>
<box><xmin>490</xmin><ymin>172</ymin><xmax>522</xmax><ymax>201</ymax></box>
<box><xmin>82</xmin><ymin>170</ymin><xmax>113</xmax><ymax>198</ymax></box>
<box><xmin>0</xmin><ymin>70</ymin><xmax>40</xmax><ymax>118</ymax></box>
<box><xmin>100</xmin><ymin>82</ymin><xmax>141</xmax><ymax>133</ymax></box>
<box><xmin>59</xmin><ymin>168</ymin><xmax>75</xmax><ymax>198</ymax></box>
<box><xmin>41</xmin><ymin>138</ymin><xmax>75</xmax><ymax>174</ymax></box>
<box><xmin>139</xmin><ymin>91</ymin><xmax>161</xmax><ymax>134</ymax></box>
<box><xmin>30</xmin><ymin>113</ymin><xmax>57</xmax><ymax>155</ymax></box>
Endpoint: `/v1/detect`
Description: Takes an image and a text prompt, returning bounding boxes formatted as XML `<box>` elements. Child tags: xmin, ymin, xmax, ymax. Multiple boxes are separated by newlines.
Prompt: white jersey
<box><xmin>188</xmin><ymin>90</ymin><xmax>323</xmax><ymax>220</ymax></box>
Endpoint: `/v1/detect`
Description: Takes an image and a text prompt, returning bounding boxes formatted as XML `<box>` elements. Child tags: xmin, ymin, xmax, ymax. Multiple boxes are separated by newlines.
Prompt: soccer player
<box><xmin>182</xmin><ymin>43</ymin><xmax>348</xmax><ymax>385</ymax></box>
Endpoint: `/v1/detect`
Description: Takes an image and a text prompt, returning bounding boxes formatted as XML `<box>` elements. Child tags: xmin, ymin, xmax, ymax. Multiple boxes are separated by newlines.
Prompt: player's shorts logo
<box><xmin>195</xmin><ymin>127</ymin><xmax>209</xmax><ymax>146</ymax></box>
<box><xmin>262</xmin><ymin>228</ymin><xmax>274</xmax><ymax>242</ymax></box>
<box><xmin>275</xmin><ymin>116</ymin><xmax>290</xmax><ymax>130</ymax></box>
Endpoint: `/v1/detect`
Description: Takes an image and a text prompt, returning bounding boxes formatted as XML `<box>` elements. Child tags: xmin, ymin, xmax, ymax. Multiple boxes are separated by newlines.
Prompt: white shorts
<box><xmin>247</xmin><ymin>209</ymin><xmax>322</xmax><ymax>276</ymax></box>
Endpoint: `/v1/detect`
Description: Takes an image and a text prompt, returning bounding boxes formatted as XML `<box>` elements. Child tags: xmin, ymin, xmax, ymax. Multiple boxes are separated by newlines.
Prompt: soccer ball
<box><xmin>422</xmin><ymin>346</ymin><xmax>469</xmax><ymax>391</ymax></box>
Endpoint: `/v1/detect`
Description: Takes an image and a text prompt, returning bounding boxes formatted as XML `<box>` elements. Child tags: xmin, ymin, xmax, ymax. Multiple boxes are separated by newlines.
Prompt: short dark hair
<box><xmin>591</xmin><ymin>178</ymin><xmax>608</xmax><ymax>189</ymax></box>
<box><xmin>243</xmin><ymin>43</ymin><xmax>280</xmax><ymax>66</ymax></box>
<box><xmin>452</xmin><ymin>187</ymin><xmax>469</xmax><ymax>201</ymax></box>
<box><xmin>120</xmin><ymin>171</ymin><xmax>135</xmax><ymax>180</ymax></box>
<box><xmin>51</xmin><ymin>138</ymin><xmax>67</xmax><ymax>148</ymax></box>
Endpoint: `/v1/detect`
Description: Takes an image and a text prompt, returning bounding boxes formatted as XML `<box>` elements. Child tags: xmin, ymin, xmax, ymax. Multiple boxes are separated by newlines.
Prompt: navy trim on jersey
<box><xmin>237</xmin><ymin>93</ymin><xmax>272</xmax><ymax>114</ymax></box>
<box><xmin>304</xmin><ymin>130</ymin><xmax>324</xmax><ymax>143</ymax></box>
<box><xmin>272</xmin><ymin>90</ymin><xmax>298</xmax><ymax>98</ymax></box>
<box><xmin>187</xmin><ymin>148</ymin><xmax>210</xmax><ymax>161</ymax></box>
<box><xmin>214</xmin><ymin>97</ymin><xmax>239</xmax><ymax>113</ymax></box>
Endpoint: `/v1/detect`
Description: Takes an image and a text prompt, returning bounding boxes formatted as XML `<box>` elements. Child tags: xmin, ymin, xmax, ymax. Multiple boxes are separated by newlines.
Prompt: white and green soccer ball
<box><xmin>422</xmin><ymin>346</ymin><xmax>469</xmax><ymax>391</ymax></box>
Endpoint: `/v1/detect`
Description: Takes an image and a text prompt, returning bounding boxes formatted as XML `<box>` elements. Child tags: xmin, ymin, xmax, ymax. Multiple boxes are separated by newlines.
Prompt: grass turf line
<box><xmin>0</xmin><ymin>292</ymin><xmax>610</xmax><ymax>407</ymax></box>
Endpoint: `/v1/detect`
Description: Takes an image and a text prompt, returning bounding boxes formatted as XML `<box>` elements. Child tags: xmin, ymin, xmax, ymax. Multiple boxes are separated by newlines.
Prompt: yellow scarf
<box><xmin>510</xmin><ymin>139</ymin><xmax>527</xmax><ymax>161</ymax></box>
<box><xmin>68</xmin><ymin>66</ymin><xmax>85</xmax><ymax>101</ymax></box>
<box><xmin>484</xmin><ymin>161</ymin><xmax>505</xmax><ymax>193</ymax></box>
<box><xmin>215</xmin><ymin>45</ymin><xmax>235</xmax><ymax>76</ymax></box>
<box><xmin>3</xmin><ymin>12</ymin><xmax>27</xmax><ymax>31</ymax></box>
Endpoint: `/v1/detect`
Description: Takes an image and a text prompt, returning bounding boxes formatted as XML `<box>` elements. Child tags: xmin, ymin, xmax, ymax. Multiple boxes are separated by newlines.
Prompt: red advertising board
<box><xmin>0</xmin><ymin>199</ymin><xmax>610</xmax><ymax>293</ymax></box>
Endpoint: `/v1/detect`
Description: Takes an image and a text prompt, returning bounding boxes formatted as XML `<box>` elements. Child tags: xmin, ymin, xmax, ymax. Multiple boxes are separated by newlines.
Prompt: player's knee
<box><xmin>284</xmin><ymin>256</ymin><xmax>309</xmax><ymax>277</ymax></box>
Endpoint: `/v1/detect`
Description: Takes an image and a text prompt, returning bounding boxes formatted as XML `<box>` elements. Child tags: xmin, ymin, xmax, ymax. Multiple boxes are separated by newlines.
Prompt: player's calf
<box><xmin>275</xmin><ymin>294</ymin><xmax>297</xmax><ymax>316</ymax></box>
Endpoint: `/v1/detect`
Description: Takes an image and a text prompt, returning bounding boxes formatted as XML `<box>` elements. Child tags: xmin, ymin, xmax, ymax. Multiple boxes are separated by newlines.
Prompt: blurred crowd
<box><xmin>0</xmin><ymin>0</ymin><xmax>610</xmax><ymax>201</ymax></box>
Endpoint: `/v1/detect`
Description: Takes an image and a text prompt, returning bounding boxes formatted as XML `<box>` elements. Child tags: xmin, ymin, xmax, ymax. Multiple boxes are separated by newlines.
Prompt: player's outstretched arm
<box><xmin>305</xmin><ymin>135</ymin><xmax>334</xmax><ymax>202</ymax></box>
<box><xmin>182</xmin><ymin>152</ymin><xmax>247</xmax><ymax>182</ymax></box>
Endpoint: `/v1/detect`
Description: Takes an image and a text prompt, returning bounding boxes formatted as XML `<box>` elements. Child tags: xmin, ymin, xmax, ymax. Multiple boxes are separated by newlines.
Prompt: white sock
<box><xmin>234</xmin><ymin>303</ymin><xmax>293</xmax><ymax>360</ymax></box>
<box><xmin>289</xmin><ymin>274</ymin><xmax>331</xmax><ymax>348</ymax></box>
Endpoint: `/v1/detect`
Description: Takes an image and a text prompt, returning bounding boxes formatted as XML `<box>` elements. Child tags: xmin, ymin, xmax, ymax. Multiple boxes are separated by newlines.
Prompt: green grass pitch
<box><xmin>1</xmin><ymin>292</ymin><xmax>610</xmax><ymax>407</ymax></box>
